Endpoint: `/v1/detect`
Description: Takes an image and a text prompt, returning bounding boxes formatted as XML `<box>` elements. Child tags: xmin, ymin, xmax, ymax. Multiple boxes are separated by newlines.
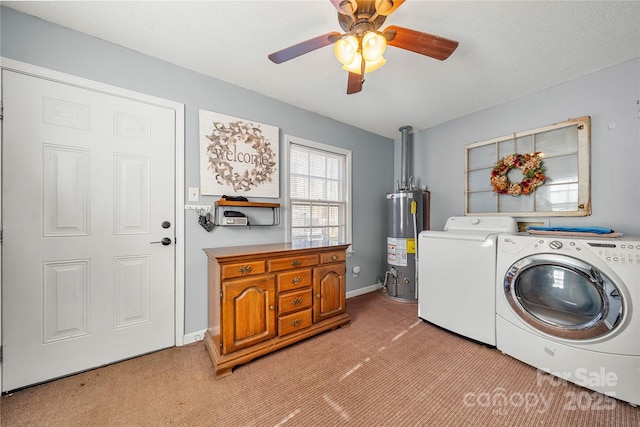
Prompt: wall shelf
<box><xmin>214</xmin><ymin>199</ymin><xmax>281</xmax><ymax>227</ymax></box>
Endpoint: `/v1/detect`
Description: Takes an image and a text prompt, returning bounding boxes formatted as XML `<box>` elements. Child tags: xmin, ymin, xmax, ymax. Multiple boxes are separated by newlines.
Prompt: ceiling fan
<box><xmin>268</xmin><ymin>0</ymin><xmax>459</xmax><ymax>95</ymax></box>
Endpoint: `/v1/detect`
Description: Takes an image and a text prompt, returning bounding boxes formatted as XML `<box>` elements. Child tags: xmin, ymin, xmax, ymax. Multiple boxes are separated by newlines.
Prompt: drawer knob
<box><xmin>291</xmin><ymin>276</ymin><xmax>302</xmax><ymax>285</ymax></box>
<box><xmin>291</xmin><ymin>259</ymin><xmax>302</xmax><ymax>267</ymax></box>
<box><xmin>238</xmin><ymin>265</ymin><xmax>253</xmax><ymax>275</ymax></box>
<box><xmin>291</xmin><ymin>318</ymin><xmax>302</xmax><ymax>327</ymax></box>
<box><xmin>316</xmin><ymin>293</ymin><xmax>321</xmax><ymax>299</ymax></box>
<box><xmin>292</xmin><ymin>297</ymin><xmax>303</xmax><ymax>306</ymax></box>
<box><xmin>269</xmin><ymin>305</ymin><xmax>275</xmax><ymax>311</ymax></box>
<box><xmin>331</xmin><ymin>255</ymin><xmax>338</xmax><ymax>261</ymax></box>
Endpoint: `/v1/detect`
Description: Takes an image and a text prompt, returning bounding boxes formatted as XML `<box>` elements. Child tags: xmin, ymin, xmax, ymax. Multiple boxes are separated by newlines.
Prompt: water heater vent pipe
<box><xmin>399</xmin><ymin>125</ymin><xmax>412</xmax><ymax>191</ymax></box>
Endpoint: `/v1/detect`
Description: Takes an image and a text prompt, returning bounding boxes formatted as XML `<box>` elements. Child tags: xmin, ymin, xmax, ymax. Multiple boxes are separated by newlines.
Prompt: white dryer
<box><xmin>418</xmin><ymin>216</ymin><xmax>517</xmax><ymax>346</ymax></box>
<box><xmin>496</xmin><ymin>234</ymin><xmax>640</xmax><ymax>406</ymax></box>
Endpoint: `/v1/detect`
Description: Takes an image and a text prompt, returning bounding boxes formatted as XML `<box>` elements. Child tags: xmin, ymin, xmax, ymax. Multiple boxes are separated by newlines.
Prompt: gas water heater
<box><xmin>384</xmin><ymin>126</ymin><xmax>430</xmax><ymax>302</ymax></box>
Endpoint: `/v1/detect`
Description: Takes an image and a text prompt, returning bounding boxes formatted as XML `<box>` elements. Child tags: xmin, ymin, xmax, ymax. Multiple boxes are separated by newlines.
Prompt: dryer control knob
<box><xmin>549</xmin><ymin>240</ymin><xmax>563</xmax><ymax>250</ymax></box>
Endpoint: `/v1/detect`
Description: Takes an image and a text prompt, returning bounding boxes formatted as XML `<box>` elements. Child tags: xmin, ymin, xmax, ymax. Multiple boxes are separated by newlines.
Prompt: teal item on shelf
<box><xmin>526</xmin><ymin>226</ymin><xmax>614</xmax><ymax>234</ymax></box>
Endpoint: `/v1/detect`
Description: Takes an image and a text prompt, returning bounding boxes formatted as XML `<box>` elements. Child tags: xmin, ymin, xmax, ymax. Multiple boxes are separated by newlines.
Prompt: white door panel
<box><xmin>2</xmin><ymin>70</ymin><xmax>176</xmax><ymax>391</ymax></box>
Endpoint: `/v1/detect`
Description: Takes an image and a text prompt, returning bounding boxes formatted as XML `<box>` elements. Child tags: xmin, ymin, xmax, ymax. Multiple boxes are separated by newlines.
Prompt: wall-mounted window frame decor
<box><xmin>465</xmin><ymin>116</ymin><xmax>591</xmax><ymax>217</ymax></box>
<box><xmin>199</xmin><ymin>109</ymin><xmax>279</xmax><ymax>198</ymax></box>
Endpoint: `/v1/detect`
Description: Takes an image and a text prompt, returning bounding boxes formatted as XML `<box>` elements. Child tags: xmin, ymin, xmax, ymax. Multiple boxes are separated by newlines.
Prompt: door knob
<box><xmin>150</xmin><ymin>237</ymin><xmax>172</xmax><ymax>246</ymax></box>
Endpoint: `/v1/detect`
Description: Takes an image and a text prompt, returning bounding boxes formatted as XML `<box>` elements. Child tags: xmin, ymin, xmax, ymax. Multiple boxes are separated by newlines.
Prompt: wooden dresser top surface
<box><xmin>203</xmin><ymin>242</ymin><xmax>350</xmax><ymax>262</ymax></box>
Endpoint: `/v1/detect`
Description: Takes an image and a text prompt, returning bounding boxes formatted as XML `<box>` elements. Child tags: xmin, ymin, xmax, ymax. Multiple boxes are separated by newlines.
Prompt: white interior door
<box><xmin>2</xmin><ymin>70</ymin><xmax>176</xmax><ymax>391</ymax></box>
<box><xmin>0</xmin><ymin>69</ymin><xmax>3</xmax><ymax>391</ymax></box>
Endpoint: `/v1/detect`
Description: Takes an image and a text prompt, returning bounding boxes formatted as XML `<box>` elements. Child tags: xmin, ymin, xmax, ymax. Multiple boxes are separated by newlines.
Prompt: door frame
<box><xmin>0</xmin><ymin>59</ymin><xmax>187</xmax><ymax>381</ymax></box>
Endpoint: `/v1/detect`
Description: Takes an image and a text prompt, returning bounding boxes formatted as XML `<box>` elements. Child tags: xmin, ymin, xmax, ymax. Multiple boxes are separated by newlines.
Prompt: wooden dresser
<box><xmin>203</xmin><ymin>243</ymin><xmax>351</xmax><ymax>378</ymax></box>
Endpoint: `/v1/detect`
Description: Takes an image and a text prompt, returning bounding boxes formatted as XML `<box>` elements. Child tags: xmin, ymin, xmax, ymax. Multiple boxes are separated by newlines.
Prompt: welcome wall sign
<box><xmin>199</xmin><ymin>109</ymin><xmax>279</xmax><ymax>198</ymax></box>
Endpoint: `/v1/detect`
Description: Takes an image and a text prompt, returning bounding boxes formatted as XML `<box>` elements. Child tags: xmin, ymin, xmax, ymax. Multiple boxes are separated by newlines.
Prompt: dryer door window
<box><xmin>504</xmin><ymin>254</ymin><xmax>624</xmax><ymax>340</ymax></box>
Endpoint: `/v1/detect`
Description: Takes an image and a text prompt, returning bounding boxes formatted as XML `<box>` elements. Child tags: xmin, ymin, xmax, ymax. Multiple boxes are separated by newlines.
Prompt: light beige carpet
<box><xmin>2</xmin><ymin>291</ymin><xmax>638</xmax><ymax>426</ymax></box>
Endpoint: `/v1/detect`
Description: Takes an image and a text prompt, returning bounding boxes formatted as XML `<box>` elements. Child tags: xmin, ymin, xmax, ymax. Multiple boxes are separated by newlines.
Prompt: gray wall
<box><xmin>1</xmin><ymin>7</ymin><xmax>394</xmax><ymax>334</ymax></box>
<box><xmin>400</xmin><ymin>59</ymin><xmax>640</xmax><ymax>236</ymax></box>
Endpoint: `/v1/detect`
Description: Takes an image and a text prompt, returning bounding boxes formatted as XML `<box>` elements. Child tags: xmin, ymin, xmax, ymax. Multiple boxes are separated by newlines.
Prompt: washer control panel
<box><xmin>535</xmin><ymin>238</ymin><xmax>640</xmax><ymax>267</ymax></box>
<box><xmin>549</xmin><ymin>240</ymin><xmax>563</xmax><ymax>250</ymax></box>
<box><xmin>586</xmin><ymin>241</ymin><xmax>640</xmax><ymax>266</ymax></box>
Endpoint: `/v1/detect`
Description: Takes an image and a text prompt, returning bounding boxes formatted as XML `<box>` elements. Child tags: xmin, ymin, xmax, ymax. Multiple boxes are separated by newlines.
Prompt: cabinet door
<box><xmin>222</xmin><ymin>276</ymin><xmax>276</xmax><ymax>354</ymax></box>
<box><xmin>313</xmin><ymin>263</ymin><xmax>346</xmax><ymax>323</ymax></box>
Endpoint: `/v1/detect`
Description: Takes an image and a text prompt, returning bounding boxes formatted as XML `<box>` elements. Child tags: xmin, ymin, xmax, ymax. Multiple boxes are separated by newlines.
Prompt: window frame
<box><xmin>284</xmin><ymin>135</ymin><xmax>352</xmax><ymax>250</ymax></box>
<box><xmin>464</xmin><ymin>116</ymin><xmax>591</xmax><ymax>217</ymax></box>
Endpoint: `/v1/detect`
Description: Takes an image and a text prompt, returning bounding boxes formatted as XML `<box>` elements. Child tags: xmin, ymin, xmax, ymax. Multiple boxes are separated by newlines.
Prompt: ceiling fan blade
<box><xmin>268</xmin><ymin>32</ymin><xmax>342</xmax><ymax>64</ymax></box>
<box><xmin>385</xmin><ymin>25</ymin><xmax>458</xmax><ymax>60</ymax></box>
<box><xmin>347</xmin><ymin>72</ymin><xmax>363</xmax><ymax>94</ymax></box>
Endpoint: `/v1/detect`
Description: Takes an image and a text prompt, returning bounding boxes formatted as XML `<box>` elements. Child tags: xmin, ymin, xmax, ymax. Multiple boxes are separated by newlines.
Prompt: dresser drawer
<box><xmin>320</xmin><ymin>250</ymin><xmax>346</xmax><ymax>264</ymax></box>
<box><xmin>278</xmin><ymin>308</ymin><xmax>312</xmax><ymax>337</ymax></box>
<box><xmin>277</xmin><ymin>269</ymin><xmax>312</xmax><ymax>292</ymax></box>
<box><xmin>268</xmin><ymin>254</ymin><xmax>318</xmax><ymax>272</ymax></box>
<box><xmin>278</xmin><ymin>288</ymin><xmax>312</xmax><ymax>315</ymax></box>
<box><xmin>220</xmin><ymin>260</ymin><xmax>266</xmax><ymax>280</ymax></box>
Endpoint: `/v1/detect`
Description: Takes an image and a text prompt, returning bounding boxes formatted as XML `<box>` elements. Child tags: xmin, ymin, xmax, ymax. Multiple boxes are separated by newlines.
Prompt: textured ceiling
<box><xmin>4</xmin><ymin>1</ymin><xmax>639</xmax><ymax>139</ymax></box>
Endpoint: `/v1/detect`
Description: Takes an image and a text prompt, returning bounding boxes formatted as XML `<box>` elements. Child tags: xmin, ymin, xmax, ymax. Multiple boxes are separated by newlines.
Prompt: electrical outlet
<box><xmin>188</xmin><ymin>187</ymin><xmax>199</xmax><ymax>202</ymax></box>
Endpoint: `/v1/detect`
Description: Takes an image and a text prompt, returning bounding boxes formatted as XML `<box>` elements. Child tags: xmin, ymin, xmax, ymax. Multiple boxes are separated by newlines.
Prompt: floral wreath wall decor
<box><xmin>199</xmin><ymin>110</ymin><xmax>279</xmax><ymax>198</ymax></box>
<box><xmin>490</xmin><ymin>152</ymin><xmax>546</xmax><ymax>196</ymax></box>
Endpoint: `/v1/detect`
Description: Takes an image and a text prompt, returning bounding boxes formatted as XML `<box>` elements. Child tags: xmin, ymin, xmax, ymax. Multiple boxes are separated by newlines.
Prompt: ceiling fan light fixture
<box><xmin>361</xmin><ymin>31</ymin><xmax>387</xmax><ymax>62</ymax></box>
<box><xmin>341</xmin><ymin>52</ymin><xmax>362</xmax><ymax>74</ymax></box>
<box><xmin>364</xmin><ymin>55</ymin><xmax>386</xmax><ymax>73</ymax></box>
<box><xmin>334</xmin><ymin>35</ymin><xmax>359</xmax><ymax>65</ymax></box>
<box><xmin>341</xmin><ymin>53</ymin><xmax>386</xmax><ymax>75</ymax></box>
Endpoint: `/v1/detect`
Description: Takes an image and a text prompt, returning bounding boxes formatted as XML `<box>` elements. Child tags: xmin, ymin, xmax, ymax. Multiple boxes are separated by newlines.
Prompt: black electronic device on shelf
<box><xmin>221</xmin><ymin>195</ymin><xmax>248</xmax><ymax>202</ymax></box>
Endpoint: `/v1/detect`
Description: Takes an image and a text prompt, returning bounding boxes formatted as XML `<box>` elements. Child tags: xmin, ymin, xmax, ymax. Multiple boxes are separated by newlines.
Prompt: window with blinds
<box><xmin>288</xmin><ymin>138</ymin><xmax>350</xmax><ymax>246</ymax></box>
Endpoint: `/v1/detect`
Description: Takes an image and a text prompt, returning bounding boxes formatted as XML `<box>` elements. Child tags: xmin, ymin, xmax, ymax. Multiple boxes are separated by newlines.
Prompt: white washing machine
<box><xmin>418</xmin><ymin>216</ymin><xmax>517</xmax><ymax>346</ymax></box>
<box><xmin>496</xmin><ymin>234</ymin><xmax>640</xmax><ymax>406</ymax></box>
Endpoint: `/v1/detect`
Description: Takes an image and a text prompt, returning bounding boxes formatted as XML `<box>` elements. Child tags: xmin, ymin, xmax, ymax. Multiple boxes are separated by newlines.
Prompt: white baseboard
<box><xmin>180</xmin><ymin>285</ymin><xmax>379</xmax><ymax>345</ymax></box>
<box><xmin>182</xmin><ymin>329</ymin><xmax>207</xmax><ymax>346</ymax></box>
<box><xmin>346</xmin><ymin>283</ymin><xmax>380</xmax><ymax>299</ymax></box>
